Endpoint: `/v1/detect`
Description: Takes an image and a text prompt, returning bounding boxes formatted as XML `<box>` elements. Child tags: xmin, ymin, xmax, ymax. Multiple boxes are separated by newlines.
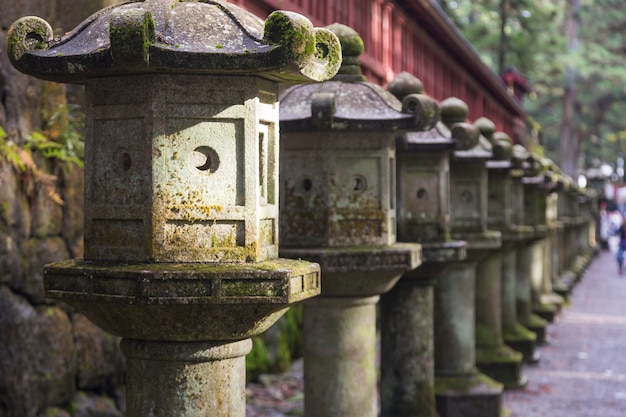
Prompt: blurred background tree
<box><xmin>439</xmin><ymin>0</ymin><xmax>626</xmax><ymax>178</ymax></box>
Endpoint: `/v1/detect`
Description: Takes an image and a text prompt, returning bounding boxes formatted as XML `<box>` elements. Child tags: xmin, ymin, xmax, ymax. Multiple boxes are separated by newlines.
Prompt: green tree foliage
<box><xmin>573</xmin><ymin>0</ymin><xmax>626</xmax><ymax>172</ymax></box>
<box><xmin>439</xmin><ymin>0</ymin><xmax>626</xmax><ymax>175</ymax></box>
<box><xmin>0</xmin><ymin>103</ymin><xmax>84</xmax><ymax>205</ymax></box>
<box><xmin>440</xmin><ymin>0</ymin><xmax>565</xmax><ymax>75</ymax></box>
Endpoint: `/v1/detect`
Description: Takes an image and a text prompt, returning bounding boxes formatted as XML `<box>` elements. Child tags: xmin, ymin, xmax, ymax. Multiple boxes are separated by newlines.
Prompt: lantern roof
<box><xmin>280</xmin><ymin>24</ymin><xmax>437</xmax><ymax>132</ymax></box>
<box><xmin>7</xmin><ymin>0</ymin><xmax>341</xmax><ymax>84</ymax></box>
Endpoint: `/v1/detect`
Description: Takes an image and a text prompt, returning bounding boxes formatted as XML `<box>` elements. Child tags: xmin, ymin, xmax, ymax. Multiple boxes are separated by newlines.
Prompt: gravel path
<box><xmin>247</xmin><ymin>249</ymin><xmax>626</xmax><ymax>416</ymax></box>
<box><xmin>502</xmin><ymin>249</ymin><xmax>626</xmax><ymax>417</ymax></box>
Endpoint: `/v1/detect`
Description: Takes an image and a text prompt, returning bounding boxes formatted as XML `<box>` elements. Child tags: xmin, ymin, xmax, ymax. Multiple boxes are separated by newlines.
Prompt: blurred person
<box><xmin>616</xmin><ymin>217</ymin><xmax>626</xmax><ymax>275</ymax></box>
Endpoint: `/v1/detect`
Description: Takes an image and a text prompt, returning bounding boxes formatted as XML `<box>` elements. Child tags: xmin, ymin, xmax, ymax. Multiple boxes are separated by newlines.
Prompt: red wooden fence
<box><xmin>233</xmin><ymin>0</ymin><xmax>526</xmax><ymax>140</ymax></box>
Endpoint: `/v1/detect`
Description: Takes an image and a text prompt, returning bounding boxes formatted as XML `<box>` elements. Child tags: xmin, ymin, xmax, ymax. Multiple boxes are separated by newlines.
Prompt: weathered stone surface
<box><xmin>7</xmin><ymin>1</ymin><xmax>341</xmax><ymax>84</ymax></box>
<box><xmin>380</xmin><ymin>280</ymin><xmax>436</xmax><ymax>417</ymax></box>
<box><xmin>0</xmin><ymin>230</ymin><xmax>21</xmax><ymax>285</ymax></box>
<box><xmin>433</xmin><ymin>261</ymin><xmax>504</xmax><ymax>417</ymax></box>
<box><xmin>0</xmin><ymin>160</ymin><xmax>31</xmax><ymax>240</ymax></box>
<box><xmin>501</xmin><ymin>247</ymin><xmax>539</xmax><ymax>363</ymax></box>
<box><xmin>45</xmin><ymin>258</ymin><xmax>320</xmax><ymax>341</ymax></box>
<box><xmin>69</xmin><ymin>391</ymin><xmax>122</xmax><ymax>417</ymax></box>
<box><xmin>0</xmin><ymin>286</ymin><xmax>77</xmax><ymax>416</ymax></box>
<box><xmin>122</xmin><ymin>339</ymin><xmax>251</xmax><ymax>417</ymax></box>
<box><xmin>516</xmin><ymin>240</ymin><xmax>548</xmax><ymax>344</ymax></box>
<box><xmin>38</xmin><ymin>407</ymin><xmax>71</xmax><ymax>417</ymax></box>
<box><xmin>79</xmin><ymin>75</ymin><xmax>277</xmax><ymax>262</ymax></box>
<box><xmin>60</xmin><ymin>164</ymin><xmax>84</xmax><ymax>258</ymax></box>
<box><xmin>18</xmin><ymin>236</ymin><xmax>69</xmax><ymax>304</ymax></box>
<box><xmin>73</xmin><ymin>314</ymin><xmax>125</xmax><ymax>391</ymax></box>
<box><xmin>280</xmin><ymin>245</ymin><xmax>420</xmax><ymax>296</ymax></box>
<box><xmin>396</xmin><ymin>149</ymin><xmax>453</xmax><ymax>243</ymax></box>
<box><xmin>280</xmin><ymin>130</ymin><xmax>399</xmax><ymax>247</ymax></box>
<box><xmin>434</xmin><ymin>261</ymin><xmax>476</xmax><ymax>375</ymax></box>
<box><xmin>435</xmin><ymin>373</ymin><xmax>503</xmax><ymax>417</ymax></box>
<box><xmin>475</xmin><ymin>251</ymin><xmax>526</xmax><ymax>388</ymax></box>
<box><xmin>31</xmin><ymin>171</ymin><xmax>64</xmax><ymax>238</ymax></box>
<box><xmin>303</xmin><ymin>296</ymin><xmax>379</xmax><ymax>417</ymax></box>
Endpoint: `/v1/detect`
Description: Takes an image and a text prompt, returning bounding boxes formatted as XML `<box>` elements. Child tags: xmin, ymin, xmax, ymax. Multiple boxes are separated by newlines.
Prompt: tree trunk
<box><xmin>499</xmin><ymin>0</ymin><xmax>510</xmax><ymax>74</ymax></box>
<box><xmin>559</xmin><ymin>0</ymin><xmax>582</xmax><ymax>177</ymax></box>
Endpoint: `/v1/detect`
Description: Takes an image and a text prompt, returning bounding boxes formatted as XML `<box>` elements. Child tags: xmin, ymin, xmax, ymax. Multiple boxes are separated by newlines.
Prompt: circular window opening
<box><xmin>113</xmin><ymin>147</ymin><xmax>132</xmax><ymax>174</ymax></box>
<box><xmin>192</xmin><ymin>146</ymin><xmax>220</xmax><ymax>173</ymax></box>
<box><xmin>417</xmin><ymin>188</ymin><xmax>427</xmax><ymax>199</ymax></box>
<box><xmin>302</xmin><ymin>177</ymin><xmax>313</xmax><ymax>192</ymax></box>
<box><xmin>461</xmin><ymin>190</ymin><xmax>473</xmax><ymax>203</ymax></box>
<box><xmin>353</xmin><ymin>175</ymin><xmax>367</xmax><ymax>192</ymax></box>
<box><xmin>121</xmin><ymin>152</ymin><xmax>132</xmax><ymax>171</ymax></box>
<box><xmin>316</xmin><ymin>43</ymin><xmax>329</xmax><ymax>60</ymax></box>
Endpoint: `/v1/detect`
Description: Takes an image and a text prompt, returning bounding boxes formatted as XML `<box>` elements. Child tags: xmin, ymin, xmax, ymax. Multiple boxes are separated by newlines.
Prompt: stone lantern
<box><xmin>279</xmin><ymin>25</ymin><xmax>435</xmax><ymax>417</ymax></box>
<box><xmin>567</xmin><ymin>182</ymin><xmax>589</xmax><ymax>275</ymax></box>
<box><xmin>454</xmin><ymin>118</ymin><xmax>526</xmax><ymax>389</ymax></box>
<box><xmin>554</xmin><ymin>175</ymin><xmax>593</xmax><ymax>294</ymax></box>
<box><xmin>434</xmin><ymin>98</ymin><xmax>504</xmax><ymax>417</ymax></box>
<box><xmin>486</xmin><ymin>140</ymin><xmax>540</xmax><ymax>363</ymax></box>
<box><xmin>577</xmin><ymin>187</ymin><xmax>599</xmax><ymax>267</ymax></box>
<box><xmin>477</xmin><ymin>119</ymin><xmax>537</xmax><ymax>379</ymax></box>
<box><xmin>525</xmin><ymin>159</ymin><xmax>564</xmax><ymax>322</ymax></box>
<box><xmin>8</xmin><ymin>2</ymin><xmax>342</xmax><ymax>416</ymax></box>
<box><xmin>547</xmin><ymin>172</ymin><xmax>567</xmax><ymax>298</ymax></box>
<box><xmin>557</xmin><ymin>175</ymin><xmax>573</xmax><ymax>273</ymax></box>
<box><xmin>517</xmin><ymin>155</ymin><xmax>552</xmax><ymax>344</ymax></box>
<box><xmin>379</xmin><ymin>72</ymin><xmax>473</xmax><ymax>417</ymax></box>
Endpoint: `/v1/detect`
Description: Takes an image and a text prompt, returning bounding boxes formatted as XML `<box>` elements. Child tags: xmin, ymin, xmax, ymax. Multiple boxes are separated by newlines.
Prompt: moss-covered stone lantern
<box><xmin>536</xmin><ymin>162</ymin><xmax>566</xmax><ymax>321</ymax></box>
<box><xmin>279</xmin><ymin>25</ymin><xmax>436</xmax><ymax>417</ymax></box>
<box><xmin>379</xmin><ymin>72</ymin><xmax>474</xmax><ymax>417</ymax></box>
<box><xmin>434</xmin><ymin>98</ymin><xmax>505</xmax><ymax>417</ymax></box>
<box><xmin>8</xmin><ymin>1</ymin><xmax>342</xmax><ymax>415</ymax></box>
<box><xmin>559</xmin><ymin>177</ymin><xmax>591</xmax><ymax>281</ymax></box>
<box><xmin>484</xmin><ymin>134</ymin><xmax>540</xmax><ymax>364</ymax></box>
<box><xmin>471</xmin><ymin>118</ymin><xmax>532</xmax><ymax>387</ymax></box>
<box><xmin>574</xmin><ymin>187</ymin><xmax>599</xmax><ymax>272</ymax></box>
<box><xmin>517</xmin><ymin>154</ymin><xmax>553</xmax><ymax>344</ymax></box>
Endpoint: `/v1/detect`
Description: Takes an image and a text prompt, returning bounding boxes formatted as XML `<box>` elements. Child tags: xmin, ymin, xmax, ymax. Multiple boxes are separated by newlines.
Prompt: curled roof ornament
<box><xmin>7</xmin><ymin>0</ymin><xmax>341</xmax><ymax>84</ymax></box>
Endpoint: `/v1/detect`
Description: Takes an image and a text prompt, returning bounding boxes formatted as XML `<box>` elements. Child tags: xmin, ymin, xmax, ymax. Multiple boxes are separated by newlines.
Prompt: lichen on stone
<box><xmin>6</xmin><ymin>16</ymin><xmax>54</xmax><ymax>65</ymax></box>
<box><xmin>109</xmin><ymin>8</ymin><xmax>156</xmax><ymax>68</ymax></box>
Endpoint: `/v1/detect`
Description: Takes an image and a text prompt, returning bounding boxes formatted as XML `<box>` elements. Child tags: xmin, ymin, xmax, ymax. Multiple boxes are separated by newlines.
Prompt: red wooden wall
<box><xmin>232</xmin><ymin>0</ymin><xmax>526</xmax><ymax>140</ymax></box>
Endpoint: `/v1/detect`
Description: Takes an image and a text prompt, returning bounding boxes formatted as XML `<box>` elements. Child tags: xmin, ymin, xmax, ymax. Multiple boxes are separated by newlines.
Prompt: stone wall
<box><xmin>0</xmin><ymin>157</ymin><xmax>127</xmax><ymax>417</ymax></box>
<box><xmin>0</xmin><ymin>2</ymin><xmax>128</xmax><ymax>416</ymax></box>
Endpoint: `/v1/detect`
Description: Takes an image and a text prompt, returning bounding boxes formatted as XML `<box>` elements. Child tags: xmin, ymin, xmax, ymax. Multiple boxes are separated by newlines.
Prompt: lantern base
<box><xmin>44</xmin><ymin>258</ymin><xmax>320</xmax><ymax>341</ymax></box>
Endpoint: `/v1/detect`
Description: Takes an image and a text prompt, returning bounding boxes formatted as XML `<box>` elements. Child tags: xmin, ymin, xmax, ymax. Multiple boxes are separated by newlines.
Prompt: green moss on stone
<box><xmin>502</xmin><ymin>324</ymin><xmax>536</xmax><ymax>342</ymax></box>
<box><xmin>264</xmin><ymin>11</ymin><xmax>315</xmax><ymax>63</ymax></box>
<box><xmin>109</xmin><ymin>10</ymin><xmax>156</xmax><ymax>66</ymax></box>
<box><xmin>435</xmin><ymin>373</ymin><xmax>501</xmax><ymax>394</ymax></box>
<box><xmin>7</xmin><ymin>17</ymin><xmax>54</xmax><ymax>64</ymax></box>
<box><xmin>476</xmin><ymin>345</ymin><xmax>522</xmax><ymax>364</ymax></box>
<box><xmin>326</xmin><ymin>23</ymin><xmax>364</xmax><ymax>57</ymax></box>
<box><xmin>475</xmin><ymin>323</ymin><xmax>495</xmax><ymax>345</ymax></box>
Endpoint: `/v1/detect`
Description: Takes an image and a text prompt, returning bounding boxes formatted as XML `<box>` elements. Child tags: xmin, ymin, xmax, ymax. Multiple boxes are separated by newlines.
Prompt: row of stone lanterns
<box><xmin>278</xmin><ymin>24</ymin><xmax>430</xmax><ymax>417</ymax></box>
<box><xmin>9</xmin><ymin>2</ymin><xmax>344</xmax><ymax>416</ymax></box>
<box><xmin>8</xmin><ymin>3</ymin><xmax>597</xmax><ymax>417</ymax></box>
